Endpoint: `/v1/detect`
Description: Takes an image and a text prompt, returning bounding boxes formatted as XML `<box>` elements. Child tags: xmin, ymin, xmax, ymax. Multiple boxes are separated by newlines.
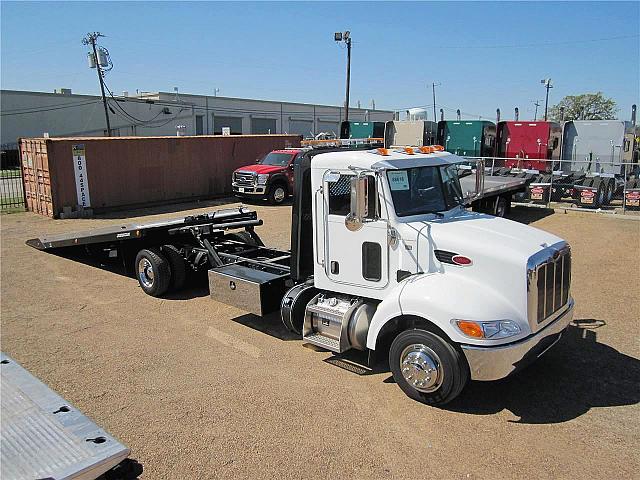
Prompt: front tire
<box><xmin>135</xmin><ymin>248</ymin><xmax>171</xmax><ymax>297</ymax></box>
<box><xmin>268</xmin><ymin>183</ymin><xmax>287</xmax><ymax>205</ymax></box>
<box><xmin>389</xmin><ymin>329</ymin><xmax>469</xmax><ymax>406</ymax></box>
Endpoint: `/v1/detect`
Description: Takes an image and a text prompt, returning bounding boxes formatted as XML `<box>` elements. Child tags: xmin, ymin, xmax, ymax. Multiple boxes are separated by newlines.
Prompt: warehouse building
<box><xmin>0</xmin><ymin>89</ymin><xmax>394</xmax><ymax>150</ymax></box>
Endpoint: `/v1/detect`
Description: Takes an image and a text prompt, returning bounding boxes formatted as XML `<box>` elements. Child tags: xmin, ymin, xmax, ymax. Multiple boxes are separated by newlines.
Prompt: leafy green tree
<box><xmin>548</xmin><ymin>92</ymin><xmax>617</xmax><ymax>121</ymax></box>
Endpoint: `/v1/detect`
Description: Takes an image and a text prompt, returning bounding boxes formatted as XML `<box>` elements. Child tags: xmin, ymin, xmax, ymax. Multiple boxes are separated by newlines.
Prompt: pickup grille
<box><xmin>527</xmin><ymin>243</ymin><xmax>571</xmax><ymax>327</ymax></box>
<box><xmin>234</xmin><ymin>171</ymin><xmax>256</xmax><ymax>187</ymax></box>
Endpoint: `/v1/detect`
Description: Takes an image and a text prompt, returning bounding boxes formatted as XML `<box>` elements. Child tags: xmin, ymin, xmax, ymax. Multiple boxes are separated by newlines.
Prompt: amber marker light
<box><xmin>456</xmin><ymin>320</ymin><xmax>484</xmax><ymax>338</ymax></box>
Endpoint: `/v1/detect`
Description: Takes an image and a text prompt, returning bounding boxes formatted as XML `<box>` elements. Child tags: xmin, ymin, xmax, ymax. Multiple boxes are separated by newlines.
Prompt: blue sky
<box><xmin>1</xmin><ymin>1</ymin><xmax>638</xmax><ymax>121</ymax></box>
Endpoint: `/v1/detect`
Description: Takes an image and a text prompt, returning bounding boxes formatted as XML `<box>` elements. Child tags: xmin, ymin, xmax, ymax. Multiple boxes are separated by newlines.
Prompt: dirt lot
<box><xmin>1</xmin><ymin>201</ymin><xmax>639</xmax><ymax>479</ymax></box>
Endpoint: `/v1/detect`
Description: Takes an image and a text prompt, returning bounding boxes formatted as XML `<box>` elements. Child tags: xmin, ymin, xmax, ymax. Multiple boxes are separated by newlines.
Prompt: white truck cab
<box><xmin>286</xmin><ymin>145</ymin><xmax>575</xmax><ymax>404</ymax></box>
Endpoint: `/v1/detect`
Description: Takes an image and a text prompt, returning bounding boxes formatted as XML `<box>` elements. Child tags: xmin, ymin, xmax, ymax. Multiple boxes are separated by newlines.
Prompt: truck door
<box><xmin>323</xmin><ymin>172</ymin><xmax>389</xmax><ymax>288</ymax></box>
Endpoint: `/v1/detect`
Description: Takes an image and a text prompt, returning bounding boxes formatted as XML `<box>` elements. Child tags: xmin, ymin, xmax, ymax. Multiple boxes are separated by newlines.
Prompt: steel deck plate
<box><xmin>1</xmin><ymin>353</ymin><xmax>129</xmax><ymax>480</ymax></box>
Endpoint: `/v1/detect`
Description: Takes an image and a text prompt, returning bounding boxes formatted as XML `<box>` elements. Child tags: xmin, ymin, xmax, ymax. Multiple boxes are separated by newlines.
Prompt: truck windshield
<box><xmin>260</xmin><ymin>152</ymin><xmax>293</xmax><ymax>166</ymax></box>
<box><xmin>386</xmin><ymin>165</ymin><xmax>464</xmax><ymax>217</ymax></box>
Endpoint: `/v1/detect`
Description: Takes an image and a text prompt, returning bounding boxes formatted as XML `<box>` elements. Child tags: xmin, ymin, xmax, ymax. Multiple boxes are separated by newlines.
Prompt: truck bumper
<box><xmin>233</xmin><ymin>184</ymin><xmax>266</xmax><ymax>196</ymax></box>
<box><xmin>461</xmin><ymin>299</ymin><xmax>575</xmax><ymax>381</ymax></box>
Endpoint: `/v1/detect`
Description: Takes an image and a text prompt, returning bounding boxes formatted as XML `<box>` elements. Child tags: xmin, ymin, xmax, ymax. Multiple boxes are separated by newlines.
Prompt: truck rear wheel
<box><xmin>389</xmin><ymin>329</ymin><xmax>468</xmax><ymax>406</ymax></box>
<box><xmin>162</xmin><ymin>245</ymin><xmax>187</xmax><ymax>291</ymax></box>
<box><xmin>135</xmin><ymin>248</ymin><xmax>171</xmax><ymax>297</ymax></box>
<box><xmin>493</xmin><ymin>195</ymin><xmax>509</xmax><ymax>217</ymax></box>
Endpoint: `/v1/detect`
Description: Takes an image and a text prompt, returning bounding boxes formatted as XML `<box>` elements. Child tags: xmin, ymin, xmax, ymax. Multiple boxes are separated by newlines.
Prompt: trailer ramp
<box><xmin>1</xmin><ymin>353</ymin><xmax>130</xmax><ymax>480</ymax></box>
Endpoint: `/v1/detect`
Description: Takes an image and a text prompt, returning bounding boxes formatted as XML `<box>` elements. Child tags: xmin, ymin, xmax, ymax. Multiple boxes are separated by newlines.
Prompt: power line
<box><xmin>1</xmin><ymin>99</ymin><xmax>102</xmax><ymax>116</ymax></box>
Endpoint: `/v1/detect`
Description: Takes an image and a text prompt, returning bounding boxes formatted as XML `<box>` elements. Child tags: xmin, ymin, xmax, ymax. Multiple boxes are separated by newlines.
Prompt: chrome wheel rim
<box><xmin>496</xmin><ymin>199</ymin><xmax>506</xmax><ymax>217</ymax></box>
<box><xmin>400</xmin><ymin>344</ymin><xmax>443</xmax><ymax>393</ymax></box>
<box><xmin>598</xmin><ymin>188</ymin><xmax>604</xmax><ymax>205</ymax></box>
<box><xmin>138</xmin><ymin>258</ymin><xmax>154</xmax><ymax>288</ymax></box>
<box><xmin>274</xmin><ymin>187</ymin><xmax>285</xmax><ymax>202</ymax></box>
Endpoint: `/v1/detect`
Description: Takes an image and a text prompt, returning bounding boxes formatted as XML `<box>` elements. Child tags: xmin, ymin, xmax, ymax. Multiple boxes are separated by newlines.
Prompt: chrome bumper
<box><xmin>232</xmin><ymin>184</ymin><xmax>266</xmax><ymax>195</ymax></box>
<box><xmin>461</xmin><ymin>299</ymin><xmax>575</xmax><ymax>381</ymax></box>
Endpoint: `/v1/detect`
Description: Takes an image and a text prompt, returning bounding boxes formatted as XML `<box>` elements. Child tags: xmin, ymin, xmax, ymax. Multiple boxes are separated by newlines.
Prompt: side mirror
<box><xmin>345</xmin><ymin>175</ymin><xmax>368</xmax><ymax>231</ymax></box>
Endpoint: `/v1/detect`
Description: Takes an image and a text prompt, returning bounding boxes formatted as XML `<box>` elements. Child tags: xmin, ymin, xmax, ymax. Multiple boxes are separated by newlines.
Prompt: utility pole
<box><xmin>432</xmin><ymin>82</ymin><xmax>441</xmax><ymax>123</ymax></box>
<box><xmin>532</xmin><ymin>100</ymin><xmax>541</xmax><ymax>121</ymax></box>
<box><xmin>540</xmin><ymin>78</ymin><xmax>553</xmax><ymax>121</ymax></box>
<box><xmin>83</xmin><ymin>32</ymin><xmax>111</xmax><ymax>136</ymax></box>
<box><xmin>334</xmin><ymin>31</ymin><xmax>352</xmax><ymax>121</ymax></box>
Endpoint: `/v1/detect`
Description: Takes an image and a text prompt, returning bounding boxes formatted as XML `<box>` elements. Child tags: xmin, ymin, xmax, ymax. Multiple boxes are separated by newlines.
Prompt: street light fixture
<box><xmin>541</xmin><ymin>78</ymin><xmax>553</xmax><ymax>121</ymax></box>
<box><xmin>335</xmin><ymin>31</ymin><xmax>352</xmax><ymax>121</ymax></box>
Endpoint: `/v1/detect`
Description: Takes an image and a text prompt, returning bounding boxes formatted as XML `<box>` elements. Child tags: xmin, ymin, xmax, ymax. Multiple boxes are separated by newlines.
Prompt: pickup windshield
<box><xmin>260</xmin><ymin>152</ymin><xmax>293</xmax><ymax>166</ymax></box>
<box><xmin>386</xmin><ymin>165</ymin><xmax>464</xmax><ymax>217</ymax></box>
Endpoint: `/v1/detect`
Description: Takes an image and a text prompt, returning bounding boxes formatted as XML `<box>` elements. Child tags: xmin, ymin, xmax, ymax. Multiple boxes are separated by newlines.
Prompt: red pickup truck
<box><xmin>232</xmin><ymin>149</ymin><xmax>303</xmax><ymax>205</ymax></box>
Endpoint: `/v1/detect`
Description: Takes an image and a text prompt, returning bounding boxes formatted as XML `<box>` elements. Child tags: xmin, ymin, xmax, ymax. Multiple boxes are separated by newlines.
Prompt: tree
<box><xmin>548</xmin><ymin>92</ymin><xmax>617</xmax><ymax>122</ymax></box>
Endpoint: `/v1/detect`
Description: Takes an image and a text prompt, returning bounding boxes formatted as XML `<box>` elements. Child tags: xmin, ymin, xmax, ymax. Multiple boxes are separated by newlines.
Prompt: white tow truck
<box><xmin>29</xmin><ymin>141</ymin><xmax>575</xmax><ymax>405</ymax></box>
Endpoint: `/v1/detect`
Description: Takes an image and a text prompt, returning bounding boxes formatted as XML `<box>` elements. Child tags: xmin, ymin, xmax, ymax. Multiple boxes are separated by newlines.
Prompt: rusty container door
<box><xmin>20</xmin><ymin>139</ymin><xmax>56</xmax><ymax>217</ymax></box>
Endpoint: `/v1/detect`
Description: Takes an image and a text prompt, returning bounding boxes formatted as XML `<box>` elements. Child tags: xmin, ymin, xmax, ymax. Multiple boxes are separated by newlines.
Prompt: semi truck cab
<box><xmin>286</xmin><ymin>144</ymin><xmax>574</xmax><ymax>404</ymax></box>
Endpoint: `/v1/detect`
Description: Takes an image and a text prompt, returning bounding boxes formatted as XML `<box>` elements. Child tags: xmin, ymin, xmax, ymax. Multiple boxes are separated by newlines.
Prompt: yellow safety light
<box><xmin>419</xmin><ymin>146</ymin><xmax>435</xmax><ymax>153</ymax></box>
<box><xmin>432</xmin><ymin>145</ymin><xmax>445</xmax><ymax>151</ymax></box>
<box><xmin>404</xmin><ymin>147</ymin><xmax>415</xmax><ymax>155</ymax></box>
<box><xmin>377</xmin><ymin>147</ymin><xmax>390</xmax><ymax>156</ymax></box>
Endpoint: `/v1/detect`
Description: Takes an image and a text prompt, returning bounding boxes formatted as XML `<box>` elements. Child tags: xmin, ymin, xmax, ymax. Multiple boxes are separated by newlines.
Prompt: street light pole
<box><xmin>335</xmin><ymin>31</ymin><xmax>352</xmax><ymax>122</ymax></box>
<box><xmin>83</xmin><ymin>32</ymin><xmax>111</xmax><ymax>136</ymax></box>
<box><xmin>541</xmin><ymin>78</ymin><xmax>553</xmax><ymax>121</ymax></box>
<box><xmin>432</xmin><ymin>82</ymin><xmax>440</xmax><ymax>123</ymax></box>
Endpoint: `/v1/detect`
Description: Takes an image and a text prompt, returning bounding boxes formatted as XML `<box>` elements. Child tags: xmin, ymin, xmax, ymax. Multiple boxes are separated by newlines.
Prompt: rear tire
<box><xmin>161</xmin><ymin>245</ymin><xmax>186</xmax><ymax>291</ymax></box>
<box><xmin>226</xmin><ymin>231</ymin><xmax>260</xmax><ymax>246</ymax></box>
<box><xmin>493</xmin><ymin>195</ymin><xmax>509</xmax><ymax>217</ymax></box>
<box><xmin>268</xmin><ymin>183</ymin><xmax>287</xmax><ymax>205</ymax></box>
<box><xmin>389</xmin><ymin>329</ymin><xmax>469</xmax><ymax>406</ymax></box>
<box><xmin>135</xmin><ymin>248</ymin><xmax>171</xmax><ymax>297</ymax></box>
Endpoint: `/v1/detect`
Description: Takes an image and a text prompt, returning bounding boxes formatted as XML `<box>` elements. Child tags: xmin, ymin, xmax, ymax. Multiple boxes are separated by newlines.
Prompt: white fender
<box><xmin>366</xmin><ymin>271</ymin><xmax>529</xmax><ymax>350</ymax></box>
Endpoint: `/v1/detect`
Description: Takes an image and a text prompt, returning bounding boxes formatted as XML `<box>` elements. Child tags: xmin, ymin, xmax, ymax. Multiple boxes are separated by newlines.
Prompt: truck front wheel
<box><xmin>268</xmin><ymin>183</ymin><xmax>287</xmax><ymax>205</ymax></box>
<box><xmin>389</xmin><ymin>329</ymin><xmax>469</xmax><ymax>406</ymax></box>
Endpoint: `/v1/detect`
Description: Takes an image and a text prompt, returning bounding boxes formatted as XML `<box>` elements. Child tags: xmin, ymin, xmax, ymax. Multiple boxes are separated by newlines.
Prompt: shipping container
<box><xmin>383</xmin><ymin>120</ymin><xmax>438</xmax><ymax>147</ymax></box>
<box><xmin>20</xmin><ymin>134</ymin><xmax>301</xmax><ymax>218</ymax></box>
<box><xmin>496</xmin><ymin>121</ymin><xmax>561</xmax><ymax>171</ymax></box>
<box><xmin>437</xmin><ymin>120</ymin><xmax>496</xmax><ymax>157</ymax></box>
<box><xmin>340</xmin><ymin>121</ymin><xmax>385</xmax><ymax>139</ymax></box>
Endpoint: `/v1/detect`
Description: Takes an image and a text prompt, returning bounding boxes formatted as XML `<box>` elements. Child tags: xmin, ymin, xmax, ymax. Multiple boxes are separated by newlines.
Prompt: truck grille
<box><xmin>234</xmin><ymin>171</ymin><xmax>255</xmax><ymax>187</ymax></box>
<box><xmin>527</xmin><ymin>243</ymin><xmax>571</xmax><ymax>327</ymax></box>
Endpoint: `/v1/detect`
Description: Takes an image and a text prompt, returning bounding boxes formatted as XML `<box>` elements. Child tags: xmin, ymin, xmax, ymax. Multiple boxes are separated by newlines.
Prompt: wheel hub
<box><xmin>274</xmin><ymin>187</ymin><xmax>285</xmax><ymax>202</ymax></box>
<box><xmin>400</xmin><ymin>344</ymin><xmax>443</xmax><ymax>393</ymax></box>
<box><xmin>138</xmin><ymin>258</ymin><xmax>154</xmax><ymax>288</ymax></box>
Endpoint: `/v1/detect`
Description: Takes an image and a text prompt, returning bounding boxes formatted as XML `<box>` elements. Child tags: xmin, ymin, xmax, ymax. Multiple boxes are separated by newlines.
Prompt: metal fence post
<box><xmin>622</xmin><ymin>162</ymin><xmax>627</xmax><ymax>214</ymax></box>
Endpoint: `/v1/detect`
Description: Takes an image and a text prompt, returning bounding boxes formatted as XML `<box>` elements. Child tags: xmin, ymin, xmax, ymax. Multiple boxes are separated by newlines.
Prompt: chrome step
<box><xmin>303</xmin><ymin>333</ymin><xmax>341</xmax><ymax>352</ymax></box>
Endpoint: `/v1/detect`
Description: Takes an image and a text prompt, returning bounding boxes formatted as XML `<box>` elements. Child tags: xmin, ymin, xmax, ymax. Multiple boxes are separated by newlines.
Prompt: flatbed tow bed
<box><xmin>27</xmin><ymin>207</ymin><xmax>292</xmax><ymax>315</ymax></box>
<box><xmin>1</xmin><ymin>353</ymin><xmax>132</xmax><ymax>480</ymax></box>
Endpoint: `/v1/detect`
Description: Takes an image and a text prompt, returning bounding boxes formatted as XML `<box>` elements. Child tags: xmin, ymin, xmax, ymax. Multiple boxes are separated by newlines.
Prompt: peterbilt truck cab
<box><xmin>284</xmin><ymin>143</ymin><xmax>574</xmax><ymax>404</ymax></box>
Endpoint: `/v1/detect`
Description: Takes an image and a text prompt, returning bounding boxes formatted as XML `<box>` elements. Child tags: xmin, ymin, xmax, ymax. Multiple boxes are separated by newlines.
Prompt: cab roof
<box><xmin>312</xmin><ymin>148</ymin><xmax>464</xmax><ymax>171</ymax></box>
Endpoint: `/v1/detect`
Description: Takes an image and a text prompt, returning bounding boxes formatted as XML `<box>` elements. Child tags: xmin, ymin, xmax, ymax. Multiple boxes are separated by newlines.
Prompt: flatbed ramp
<box><xmin>1</xmin><ymin>353</ymin><xmax>131</xmax><ymax>480</ymax></box>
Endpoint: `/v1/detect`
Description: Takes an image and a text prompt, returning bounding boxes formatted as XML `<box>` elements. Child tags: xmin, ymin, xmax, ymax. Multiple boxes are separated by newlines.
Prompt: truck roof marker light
<box><xmin>404</xmin><ymin>147</ymin><xmax>415</xmax><ymax>155</ymax></box>
<box><xmin>452</xmin><ymin>255</ymin><xmax>472</xmax><ymax>266</ymax></box>
<box><xmin>419</xmin><ymin>146</ymin><xmax>435</xmax><ymax>154</ymax></box>
<box><xmin>432</xmin><ymin>145</ymin><xmax>445</xmax><ymax>151</ymax></box>
<box><xmin>377</xmin><ymin>148</ymin><xmax>390</xmax><ymax>156</ymax></box>
<box><xmin>456</xmin><ymin>320</ymin><xmax>484</xmax><ymax>338</ymax></box>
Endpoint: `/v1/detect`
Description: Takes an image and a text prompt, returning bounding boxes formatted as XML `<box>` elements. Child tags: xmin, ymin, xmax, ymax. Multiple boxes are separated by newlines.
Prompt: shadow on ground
<box><xmin>507</xmin><ymin>206</ymin><xmax>555</xmax><ymax>224</ymax></box>
<box><xmin>317</xmin><ymin>320</ymin><xmax>639</xmax><ymax>424</ymax></box>
<box><xmin>442</xmin><ymin>320</ymin><xmax>640</xmax><ymax>423</ymax></box>
<box><xmin>232</xmin><ymin>312</ymin><xmax>299</xmax><ymax>341</ymax></box>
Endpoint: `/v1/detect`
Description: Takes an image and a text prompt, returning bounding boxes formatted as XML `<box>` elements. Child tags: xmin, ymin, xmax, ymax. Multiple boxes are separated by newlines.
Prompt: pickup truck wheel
<box><xmin>389</xmin><ymin>329</ymin><xmax>468</xmax><ymax>406</ymax></box>
<box><xmin>135</xmin><ymin>248</ymin><xmax>171</xmax><ymax>297</ymax></box>
<box><xmin>268</xmin><ymin>183</ymin><xmax>287</xmax><ymax>205</ymax></box>
<box><xmin>161</xmin><ymin>245</ymin><xmax>186</xmax><ymax>291</ymax></box>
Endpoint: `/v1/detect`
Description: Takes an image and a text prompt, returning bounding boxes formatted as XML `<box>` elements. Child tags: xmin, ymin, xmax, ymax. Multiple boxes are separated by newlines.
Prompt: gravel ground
<box><xmin>1</xmin><ymin>201</ymin><xmax>639</xmax><ymax>479</ymax></box>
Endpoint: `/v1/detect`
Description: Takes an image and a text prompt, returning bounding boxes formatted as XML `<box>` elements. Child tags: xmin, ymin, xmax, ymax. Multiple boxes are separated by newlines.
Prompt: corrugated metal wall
<box><xmin>20</xmin><ymin>134</ymin><xmax>301</xmax><ymax>217</ymax></box>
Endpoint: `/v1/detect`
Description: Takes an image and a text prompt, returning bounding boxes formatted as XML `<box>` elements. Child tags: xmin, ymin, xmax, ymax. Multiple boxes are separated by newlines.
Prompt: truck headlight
<box><xmin>453</xmin><ymin>319</ymin><xmax>521</xmax><ymax>340</ymax></box>
<box><xmin>257</xmin><ymin>174</ymin><xmax>269</xmax><ymax>185</ymax></box>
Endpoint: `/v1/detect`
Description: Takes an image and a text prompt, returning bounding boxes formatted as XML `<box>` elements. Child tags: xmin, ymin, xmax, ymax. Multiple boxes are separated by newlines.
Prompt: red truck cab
<box><xmin>232</xmin><ymin>149</ymin><xmax>303</xmax><ymax>204</ymax></box>
<box><xmin>496</xmin><ymin>121</ymin><xmax>561</xmax><ymax>172</ymax></box>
